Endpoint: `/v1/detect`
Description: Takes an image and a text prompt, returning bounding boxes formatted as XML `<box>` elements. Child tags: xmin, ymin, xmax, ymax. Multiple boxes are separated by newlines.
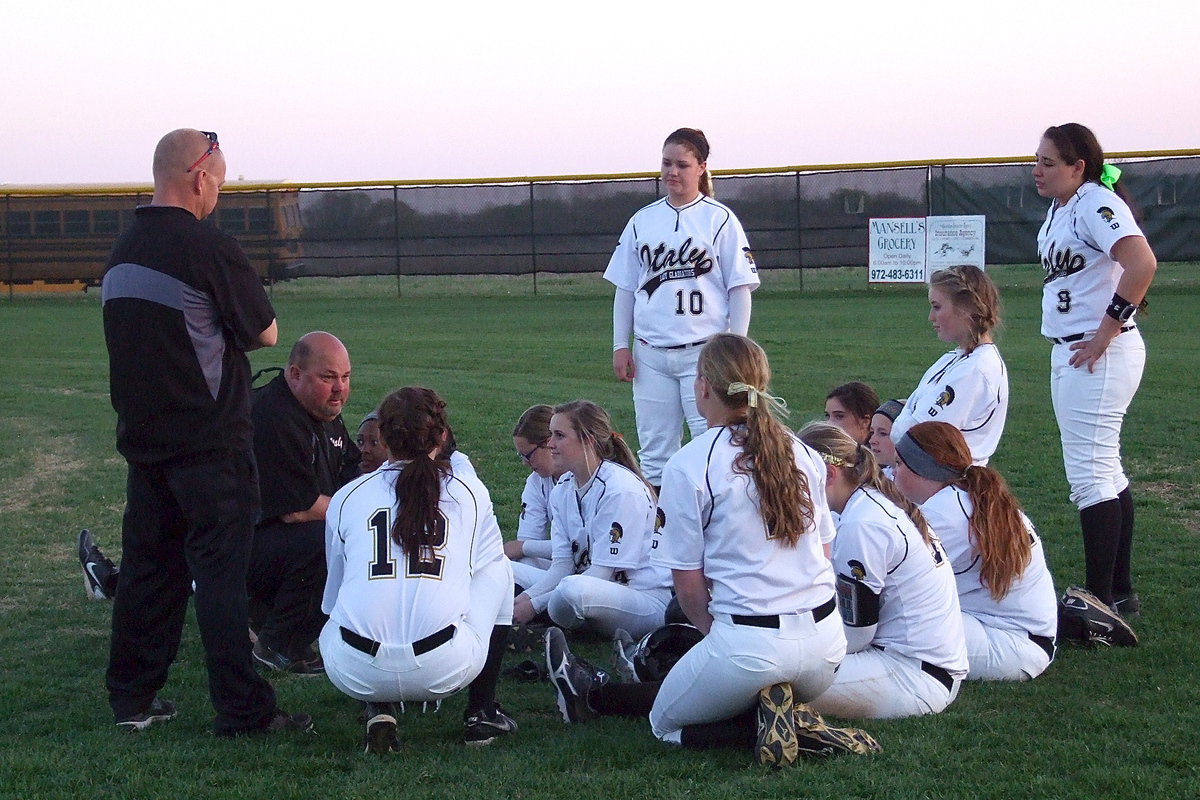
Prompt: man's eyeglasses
<box><xmin>518</xmin><ymin>441</ymin><xmax>546</xmax><ymax>464</ymax></box>
<box><xmin>185</xmin><ymin>131</ymin><xmax>220</xmax><ymax>173</ymax></box>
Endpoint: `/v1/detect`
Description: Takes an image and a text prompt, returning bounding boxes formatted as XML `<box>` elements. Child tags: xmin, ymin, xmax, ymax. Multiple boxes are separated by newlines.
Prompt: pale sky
<box><xmin>4</xmin><ymin>0</ymin><xmax>1196</xmax><ymax>186</ymax></box>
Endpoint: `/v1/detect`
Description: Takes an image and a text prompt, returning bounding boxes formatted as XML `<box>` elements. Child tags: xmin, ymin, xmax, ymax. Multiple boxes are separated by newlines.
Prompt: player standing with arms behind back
<box><xmin>605</xmin><ymin>128</ymin><xmax>760</xmax><ymax>491</ymax></box>
<box><xmin>1034</xmin><ymin>123</ymin><xmax>1157</xmax><ymax>628</ymax></box>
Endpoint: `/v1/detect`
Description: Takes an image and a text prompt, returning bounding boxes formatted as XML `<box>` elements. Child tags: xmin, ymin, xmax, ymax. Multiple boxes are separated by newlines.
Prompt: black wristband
<box><xmin>1106</xmin><ymin>293</ymin><xmax>1136</xmax><ymax>323</ymax></box>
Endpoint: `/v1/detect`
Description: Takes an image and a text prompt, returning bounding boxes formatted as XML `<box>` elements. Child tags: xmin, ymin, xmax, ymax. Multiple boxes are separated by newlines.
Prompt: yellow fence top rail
<box><xmin>3</xmin><ymin>149</ymin><xmax>1197</xmax><ymax>195</ymax></box>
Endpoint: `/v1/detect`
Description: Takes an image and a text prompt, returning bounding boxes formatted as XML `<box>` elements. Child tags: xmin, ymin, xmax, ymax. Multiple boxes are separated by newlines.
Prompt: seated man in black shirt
<box><xmin>249</xmin><ymin>331</ymin><xmax>359</xmax><ymax>674</ymax></box>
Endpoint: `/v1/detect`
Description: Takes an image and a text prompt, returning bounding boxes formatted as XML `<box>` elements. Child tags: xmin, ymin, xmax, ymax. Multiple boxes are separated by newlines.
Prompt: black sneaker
<box><xmin>78</xmin><ymin>529</ymin><xmax>119</xmax><ymax>601</ymax></box>
<box><xmin>363</xmin><ymin>703</ymin><xmax>400</xmax><ymax>754</ymax></box>
<box><xmin>792</xmin><ymin>703</ymin><xmax>882</xmax><ymax>757</ymax></box>
<box><xmin>755</xmin><ymin>683</ymin><xmax>798</xmax><ymax>767</ymax></box>
<box><xmin>544</xmin><ymin>627</ymin><xmax>608</xmax><ymax>723</ymax></box>
<box><xmin>1059</xmin><ymin>586</ymin><xmax>1138</xmax><ymax>647</ymax></box>
<box><xmin>252</xmin><ymin>641</ymin><xmax>326</xmax><ymax>675</ymax></box>
<box><xmin>463</xmin><ymin>702</ymin><xmax>518</xmax><ymax>746</ymax></box>
<box><xmin>116</xmin><ymin>697</ymin><xmax>177</xmax><ymax>731</ymax></box>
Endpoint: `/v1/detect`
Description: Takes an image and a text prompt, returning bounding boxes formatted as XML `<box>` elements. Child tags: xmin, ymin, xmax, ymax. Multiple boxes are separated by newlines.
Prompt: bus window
<box><xmin>6</xmin><ymin>211</ymin><xmax>32</xmax><ymax>236</ymax></box>
<box><xmin>93</xmin><ymin>209</ymin><xmax>119</xmax><ymax>235</ymax></box>
<box><xmin>247</xmin><ymin>206</ymin><xmax>269</xmax><ymax>233</ymax></box>
<box><xmin>65</xmin><ymin>210</ymin><xmax>90</xmax><ymax>236</ymax></box>
<box><xmin>35</xmin><ymin>210</ymin><xmax>61</xmax><ymax>236</ymax></box>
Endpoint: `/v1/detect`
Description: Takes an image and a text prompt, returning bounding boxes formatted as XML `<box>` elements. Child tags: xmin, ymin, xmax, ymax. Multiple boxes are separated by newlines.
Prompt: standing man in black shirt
<box><xmin>249</xmin><ymin>331</ymin><xmax>359</xmax><ymax>674</ymax></box>
<box><xmin>101</xmin><ymin>128</ymin><xmax>310</xmax><ymax>736</ymax></box>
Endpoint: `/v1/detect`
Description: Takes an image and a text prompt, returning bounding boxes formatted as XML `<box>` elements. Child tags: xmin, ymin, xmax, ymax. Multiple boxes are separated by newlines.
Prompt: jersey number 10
<box><xmin>675</xmin><ymin>290</ymin><xmax>703</xmax><ymax>316</ymax></box>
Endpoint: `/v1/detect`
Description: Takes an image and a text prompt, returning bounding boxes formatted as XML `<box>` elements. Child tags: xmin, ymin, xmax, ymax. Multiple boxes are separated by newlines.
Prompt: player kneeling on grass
<box><xmin>894</xmin><ymin>421</ymin><xmax>1074</xmax><ymax>672</ymax></box>
<box><xmin>319</xmin><ymin>387</ymin><xmax>517</xmax><ymax>753</ymax></box>
<box><xmin>511</xmin><ymin>400</ymin><xmax>671</xmax><ymax>639</ymax></box>
<box><xmin>798</xmin><ymin>422</ymin><xmax>968</xmax><ymax>718</ymax></box>
<box><xmin>545</xmin><ymin>335</ymin><xmax>880</xmax><ymax>766</ymax></box>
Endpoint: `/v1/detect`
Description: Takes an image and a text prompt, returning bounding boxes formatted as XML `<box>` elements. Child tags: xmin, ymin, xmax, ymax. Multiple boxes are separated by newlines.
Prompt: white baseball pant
<box><xmin>320</xmin><ymin>558</ymin><xmax>513</xmax><ymax>702</ymax></box>
<box><xmin>961</xmin><ymin>614</ymin><xmax>1052</xmax><ymax>682</ymax></box>
<box><xmin>649</xmin><ymin>610</ymin><xmax>845</xmax><ymax>743</ymax></box>
<box><xmin>547</xmin><ymin>574</ymin><xmax>669</xmax><ymax>639</ymax></box>
<box><xmin>809</xmin><ymin>646</ymin><xmax>960</xmax><ymax>719</ymax></box>
<box><xmin>1050</xmin><ymin>329</ymin><xmax>1145</xmax><ymax>510</ymax></box>
<box><xmin>632</xmin><ymin>339</ymin><xmax>708</xmax><ymax>485</ymax></box>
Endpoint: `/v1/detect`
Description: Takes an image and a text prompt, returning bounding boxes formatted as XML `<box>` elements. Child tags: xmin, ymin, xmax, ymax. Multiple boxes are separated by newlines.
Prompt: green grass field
<box><xmin>1</xmin><ymin>266</ymin><xmax>1196</xmax><ymax>799</ymax></box>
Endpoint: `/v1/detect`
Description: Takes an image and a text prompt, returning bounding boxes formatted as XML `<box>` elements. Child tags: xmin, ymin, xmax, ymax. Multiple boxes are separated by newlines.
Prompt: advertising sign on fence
<box><xmin>868</xmin><ymin>217</ymin><xmax>927</xmax><ymax>283</ymax></box>
<box><xmin>868</xmin><ymin>215</ymin><xmax>986</xmax><ymax>283</ymax></box>
<box><xmin>927</xmin><ymin>215</ymin><xmax>986</xmax><ymax>273</ymax></box>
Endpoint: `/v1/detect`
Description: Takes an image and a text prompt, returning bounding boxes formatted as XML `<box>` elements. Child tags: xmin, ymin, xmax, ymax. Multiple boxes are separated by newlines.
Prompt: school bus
<box><xmin>0</xmin><ymin>184</ymin><xmax>303</xmax><ymax>290</ymax></box>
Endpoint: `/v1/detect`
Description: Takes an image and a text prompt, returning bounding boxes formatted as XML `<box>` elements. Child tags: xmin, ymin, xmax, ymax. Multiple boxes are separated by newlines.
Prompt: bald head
<box><xmin>286</xmin><ymin>332</ymin><xmax>352</xmax><ymax>421</ymax></box>
<box><xmin>150</xmin><ymin>128</ymin><xmax>226</xmax><ymax>219</ymax></box>
<box><xmin>153</xmin><ymin>129</ymin><xmax>223</xmax><ymax>182</ymax></box>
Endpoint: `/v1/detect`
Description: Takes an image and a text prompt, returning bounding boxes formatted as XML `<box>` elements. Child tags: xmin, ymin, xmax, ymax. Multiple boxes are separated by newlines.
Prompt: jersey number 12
<box><xmin>368</xmin><ymin>508</ymin><xmax>448</xmax><ymax>580</ymax></box>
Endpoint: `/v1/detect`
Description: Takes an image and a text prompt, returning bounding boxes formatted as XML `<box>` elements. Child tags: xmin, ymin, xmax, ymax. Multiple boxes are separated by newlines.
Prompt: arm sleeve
<box><xmin>580</xmin><ymin>564</ymin><xmax>616</xmax><ymax>581</ymax></box>
<box><xmin>590</xmin><ymin>482</ymin><xmax>656</xmax><ymax>571</ymax></box>
<box><xmin>727</xmin><ymin>284</ymin><xmax>752</xmax><ymax>335</ymax></box>
<box><xmin>612</xmin><ymin>288</ymin><xmax>635</xmax><ymax>350</ymax></box>
<box><xmin>521</xmin><ymin>556</ymin><xmax>575</xmax><ymax>614</ymax></box>
<box><xmin>521</xmin><ymin>539</ymin><xmax>553</xmax><ymax>560</ymax></box>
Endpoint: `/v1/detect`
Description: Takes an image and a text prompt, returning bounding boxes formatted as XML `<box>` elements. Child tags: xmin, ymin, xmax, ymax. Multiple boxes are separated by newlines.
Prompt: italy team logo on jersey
<box><xmin>638</xmin><ymin>237</ymin><xmax>714</xmax><ymax>297</ymax></box>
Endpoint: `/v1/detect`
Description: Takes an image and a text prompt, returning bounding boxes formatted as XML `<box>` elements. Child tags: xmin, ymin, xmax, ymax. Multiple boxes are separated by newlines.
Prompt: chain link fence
<box><xmin>4</xmin><ymin>153</ymin><xmax>1197</xmax><ymax>290</ymax></box>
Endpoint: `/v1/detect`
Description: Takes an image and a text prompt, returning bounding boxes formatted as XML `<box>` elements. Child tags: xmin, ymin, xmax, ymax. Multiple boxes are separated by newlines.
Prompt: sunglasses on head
<box><xmin>185</xmin><ymin>131</ymin><xmax>219</xmax><ymax>173</ymax></box>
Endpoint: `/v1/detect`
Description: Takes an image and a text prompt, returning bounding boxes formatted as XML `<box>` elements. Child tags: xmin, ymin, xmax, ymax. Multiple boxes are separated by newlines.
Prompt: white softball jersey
<box><xmin>322</xmin><ymin>463</ymin><xmax>506</xmax><ymax>645</ymax></box>
<box><xmin>651</xmin><ymin>426</ymin><xmax>837</xmax><ymax>617</ymax></box>
<box><xmin>1037</xmin><ymin>181</ymin><xmax>1145</xmax><ymax>339</ymax></box>
<box><xmin>603</xmin><ymin>196</ymin><xmax>760</xmax><ymax>347</ymax></box>
<box><xmin>547</xmin><ymin>461</ymin><xmax>670</xmax><ymax>593</ymax></box>
<box><xmin>920</xmin><ymin>486</ymin><xmax>1058</xmax><ymax>640</ymax></box>
<box><xmin>891</xmin><ymin>343</ymin><xmax>1008</xmax><ymax>465</ymax></box>
<box><xmin>833</xmin><ymin>488</ymin><xmax>967</xmax><ymax>673</ymax></box>
<box><xmin>516</xmin><ymin>471</ymin><xmax>556</xmax><ymax>543</ymax></box>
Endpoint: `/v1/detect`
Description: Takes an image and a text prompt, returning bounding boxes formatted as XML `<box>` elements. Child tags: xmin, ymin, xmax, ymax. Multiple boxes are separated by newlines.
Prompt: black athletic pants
<box><xmin>247</xmin><ymin>519</ymin><xmax>328</xmax><ymax>661</ymax></box>
<box><xmin>107</xmin><ymin>451</ymin><xmax>277</xmax><ymax>735</ymax></box>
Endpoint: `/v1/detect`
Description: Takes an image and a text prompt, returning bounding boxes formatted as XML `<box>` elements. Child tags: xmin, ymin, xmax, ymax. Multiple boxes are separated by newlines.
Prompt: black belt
<box><xmin>1049</xmin><ymin>325</ymin><xmax>1133</xmax><ymax>345</ymax></box>
<box><xmin>921</xmin><ymin>661</ymin><xmax>955</xmax><ymax>693</ymax></box>
<box><xmin>1029</xmin><ymin>633</ymin><xmax>1056</xmax><ymax>659</ymax></box>
<box><xmin>638</xmin><ymin>337</ymin><xmax>709</xmax><ymax>351</ymax></box>
<box><xmin>340</xmin><ymin>624</ymin><xmax>454</xmax><ymax>658</ymax></box>
<box><xmin>731</xmin><ymin>597</ymin><xmax>837</xmax><ymax>628</ymax></box>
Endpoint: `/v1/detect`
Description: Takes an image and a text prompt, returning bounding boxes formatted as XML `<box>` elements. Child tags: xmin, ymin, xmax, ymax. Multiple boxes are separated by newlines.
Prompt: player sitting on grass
<box><xmin>893</xmin><ymin>421</ymin><xmax>1069</xmax><ymax>672</ymax></box>
<box><xmin>545</xmin><ymin>335</ymin><xmax>880</xmax><ymax>766</ymax></box>
<box><xmin>511</xmin><ymin>400</ymin><xmax>670</xmax><ymax>639</ymax></box>
<box><xmin>798</xmin><ymin>422</ymin><xmax>968</xmax><ymax>717</ymax></box>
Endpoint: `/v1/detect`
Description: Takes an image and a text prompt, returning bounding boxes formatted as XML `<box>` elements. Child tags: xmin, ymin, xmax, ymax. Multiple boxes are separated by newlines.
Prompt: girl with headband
<box><xmin>892</xmin><ymin>421</ymin><xmax>1072</xmax><ymax>678</ymax></box>
<box><xmin>799</xmin><ymin>421</ymin><xmax>966</xmax><ymax>717</ymax></box>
